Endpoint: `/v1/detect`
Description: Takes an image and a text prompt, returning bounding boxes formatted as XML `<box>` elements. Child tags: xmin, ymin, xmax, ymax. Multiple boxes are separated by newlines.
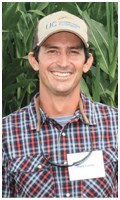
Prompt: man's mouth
<box><xmin>52</xmin><ymin>72</ymin><xmax>72</xmax><ymax>77</ymax></box>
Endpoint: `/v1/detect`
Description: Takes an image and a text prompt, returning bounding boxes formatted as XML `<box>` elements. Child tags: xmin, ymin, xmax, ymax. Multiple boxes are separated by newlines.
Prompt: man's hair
<box><xmin>33</xmin><ymin>46</ymin><xmax>40</xmax><ymax>62</ymax></box>
<box><xmin>33</xmin><ymin>43</ymin><xmax>90</xmax><ymax>64</ymax></box>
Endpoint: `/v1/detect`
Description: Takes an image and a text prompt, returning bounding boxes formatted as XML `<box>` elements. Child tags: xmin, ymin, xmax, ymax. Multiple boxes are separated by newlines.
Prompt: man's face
<box><xmin>36</xmin><ymin>32</ymin><xmax>91</xmax><ymax>96</ymax></box>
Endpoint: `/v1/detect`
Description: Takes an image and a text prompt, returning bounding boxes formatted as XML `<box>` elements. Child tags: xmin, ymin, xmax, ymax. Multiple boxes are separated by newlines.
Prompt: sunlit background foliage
<box><xmin>2</xmin><ymin>2</ymin><xmax>118</xmax><ymax>116</ymax></box>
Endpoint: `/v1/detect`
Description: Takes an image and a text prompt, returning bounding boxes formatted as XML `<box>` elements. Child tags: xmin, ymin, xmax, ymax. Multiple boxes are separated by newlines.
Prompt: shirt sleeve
<box><xmin>2</xmin><ymin>149</ymin><xmax>16</xmax><ymax>197</ymax></box>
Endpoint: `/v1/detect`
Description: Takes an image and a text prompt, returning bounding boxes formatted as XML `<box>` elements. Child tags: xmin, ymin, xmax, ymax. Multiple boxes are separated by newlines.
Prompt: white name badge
<box><xmin>67</xmin><ymin>150</ymin><xmax>105</xmax><ymax>181</ymax></box>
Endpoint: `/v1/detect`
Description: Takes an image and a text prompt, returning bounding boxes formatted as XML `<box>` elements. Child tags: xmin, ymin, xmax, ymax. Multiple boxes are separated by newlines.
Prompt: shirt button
<box><xmin>66</xmin><ymin>193</ymin><xmax>70</xmax><ymax>197</ymax></box>
<box><xmin>38</xmin><ymin>164</ymin><xmax>42</xmax><ymax>169</ymax></box>
<box><xmin>62</xmin><ymin>132</ymin><xmax>66</xmax><ymax>136</ymax></box>
<box><xmin>64</xmin><ymin>161</ymin><xmax>68</xmax><ymax>165</ymax></box>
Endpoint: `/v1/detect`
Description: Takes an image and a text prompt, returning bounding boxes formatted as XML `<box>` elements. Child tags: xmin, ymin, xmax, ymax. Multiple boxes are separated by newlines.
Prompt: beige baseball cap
<box><xmin>33</xmin><ymin>11</ymin><xmax>89</xmax><ymax>49</ymax></box>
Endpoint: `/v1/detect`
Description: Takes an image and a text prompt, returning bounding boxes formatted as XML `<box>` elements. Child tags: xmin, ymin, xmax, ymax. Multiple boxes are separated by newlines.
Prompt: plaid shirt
<box><xmin>2</xmin><ymin>93</ymin><xmax>118</xmax><ymax>198</ymax></box>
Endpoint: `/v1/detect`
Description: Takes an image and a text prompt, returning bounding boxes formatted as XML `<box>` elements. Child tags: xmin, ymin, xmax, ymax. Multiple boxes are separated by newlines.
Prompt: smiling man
<box><xmin>2</xmin><ymin>11</ymin><xmax>118</xmax><ymax>198</ymax></box>
<box><xmin>28</xmin><ymin>31</ymin><xmax>93</xmax><ymax>118</ymax></box>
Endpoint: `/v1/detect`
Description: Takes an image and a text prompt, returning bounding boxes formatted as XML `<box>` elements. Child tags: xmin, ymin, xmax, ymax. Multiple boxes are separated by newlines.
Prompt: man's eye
<box><xmin>48</xmin><ymin>50</ymin><xmax>57</xmax><ymax>54</ymax></box>
<box><xmin>71</xmin><ymin>50</ymin><xmax>80</xmax><ymax>54</ymax></box>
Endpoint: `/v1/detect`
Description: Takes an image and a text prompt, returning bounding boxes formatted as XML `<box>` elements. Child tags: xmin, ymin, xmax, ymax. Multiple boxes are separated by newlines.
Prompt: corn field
<box><xmin>2</xmin><ymin>2</ymin><xmax>118</xmax><ymax>116</ymax></box>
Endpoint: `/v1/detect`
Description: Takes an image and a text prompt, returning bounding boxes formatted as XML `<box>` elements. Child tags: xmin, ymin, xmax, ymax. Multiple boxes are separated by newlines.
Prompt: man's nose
<box><xmin>57</xmin><ymin>51</ymin><xmax>69</xmax><ymax>67</ymax></box>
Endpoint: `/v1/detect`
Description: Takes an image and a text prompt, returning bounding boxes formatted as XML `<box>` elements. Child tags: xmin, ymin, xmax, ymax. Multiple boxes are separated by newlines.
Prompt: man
<box><xmin>2</xmin><ymin>11</ymin><xmax>118</xmax><ymax>198</ymax></box>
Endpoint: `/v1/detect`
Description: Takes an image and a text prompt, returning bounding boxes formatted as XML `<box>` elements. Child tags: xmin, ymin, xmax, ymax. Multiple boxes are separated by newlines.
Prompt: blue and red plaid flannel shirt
<box><xmin>2</xmin><ymin>93</ymin><xmax>118</xmax><ymax>197</ymax></box>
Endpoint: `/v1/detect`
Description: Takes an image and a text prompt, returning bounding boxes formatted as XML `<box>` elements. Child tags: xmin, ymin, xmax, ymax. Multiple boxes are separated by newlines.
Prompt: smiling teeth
<box><xmin>53</xmin><ymin>72</ymin><xmax>71</xmax><ymax>77</ymax></box>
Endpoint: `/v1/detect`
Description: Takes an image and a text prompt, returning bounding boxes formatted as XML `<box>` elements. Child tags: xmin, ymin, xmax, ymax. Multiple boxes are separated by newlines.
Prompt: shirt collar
<box><xmin>28</xmin><ymin>93</ymin><xmax>96</xmax><ymax>130</ymax></box>
<box><xmin>80</xmin><ymin>93</ymin><xmax>96</xmax><ymax>125</ymax></box>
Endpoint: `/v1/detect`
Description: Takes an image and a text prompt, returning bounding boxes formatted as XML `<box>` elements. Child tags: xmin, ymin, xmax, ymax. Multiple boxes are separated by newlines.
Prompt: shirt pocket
<box><xmin>82</xmin><ymin>148</ymin><xmax>118</xmax><ymax>197</ymax></box>
<box><xmin>8</xmin><ymin>154</ymin><xmax>56</xmax><ymax>197</ymax></box>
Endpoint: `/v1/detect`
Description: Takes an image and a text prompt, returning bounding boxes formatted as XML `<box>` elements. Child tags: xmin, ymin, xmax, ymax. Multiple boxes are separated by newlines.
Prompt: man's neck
<box><xmin>39</xmin><ymin>90</ymin><xmax>80</xmax><ymax>118</ymax></box>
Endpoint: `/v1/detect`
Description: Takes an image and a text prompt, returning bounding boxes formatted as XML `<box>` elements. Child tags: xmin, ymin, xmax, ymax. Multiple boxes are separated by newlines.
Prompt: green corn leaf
<box><xmin>81</xmin><ymin>78</ymin><xmax>91</xmax><ymax>99</ymax></box>
<box><xmin>3</xmin><ymin>3</ymin><xmax>21</xmax><ymax>29</ymax></box>
<box><xmin>28</xmin><ymin>9</ymin><xmax>45</xmax><ymax>16</ymax></box>
<box><xmin>82</xmin><ymin>12</ymin><xmax>109</xmax><ymax>74</ymax></box>
<box><xmin>3</xmin><ymin>79</ymin><xmax>36</xmax><ymax>98</ymax></box>
<box><xmin>30</xmin><ymin>2</ymin><xmax>50</xmax><ymax>10</ymax></box>
<box><xmin>93</xmin><ymin>64</ymin><xmax>100</xmax><ymax>102</ymax></box>
<box><xmin>109</xmin><ymin>45</ymin><xmax>118</xmax><ymax>79</ymax></box>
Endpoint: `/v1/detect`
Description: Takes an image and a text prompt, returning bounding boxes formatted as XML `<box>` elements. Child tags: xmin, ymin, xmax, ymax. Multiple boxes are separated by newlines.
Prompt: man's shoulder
<box><xmin>91</xmin><ymin>101</ymin><xmax>118</xmax><ymax>124</ymax></box>
<box><xmin>83</xmin><ymin>94</ymin><xmax>117</xmax><ymax>120</ymax></box>
<box><xmin>93</xmin><ymin>100</ymin><xmax>117</xmax><ymax>115</ymax></box>
<box><xmin>2</xmin><ymin>95</ymin><xmax>37</xmax><ymax>135</ymax></box>
<box><xmin>83</xmin><ymin>93</ymin><xmax>117</xmax><ymax>114</ymax></box>
<box><xmin>2</xmin><ymin>105</ymin><xmax>30</xmax><ymax>126</ymax></box>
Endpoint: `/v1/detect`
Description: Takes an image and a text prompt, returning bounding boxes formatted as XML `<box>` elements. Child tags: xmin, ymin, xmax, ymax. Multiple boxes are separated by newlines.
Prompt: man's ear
<box><xmin>83</xmin><ymin>53</ymin><xmax>94</xmax><ymax>73</ymax></box>
<box><xmin>28</xmin><ymin>52</ymin><xmax>39</xmax><ymax>71</ymax></box>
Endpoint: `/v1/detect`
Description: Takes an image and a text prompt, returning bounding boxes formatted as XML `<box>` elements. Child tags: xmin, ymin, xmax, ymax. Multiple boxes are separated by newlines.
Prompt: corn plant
<box><xmin>2</xmin><ymin>2</ymin><xmax>118</xmax><ymax>116</ymax></box>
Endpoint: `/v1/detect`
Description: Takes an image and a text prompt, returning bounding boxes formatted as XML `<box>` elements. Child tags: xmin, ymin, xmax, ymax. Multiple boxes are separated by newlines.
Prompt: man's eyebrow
<box><xmin>42</xmin><ymin>45</ymin><xmax>59</xmax><ymax>49</ymax></box>
<box><xmin>42</xmin><ymin>45</ymin><xmax>84</xmax><ymax>49</ymax></box>
<box><xmin>68</xmin><ymin>45</ymin><xmax>84</xmax><ymax>49</ymax></box>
